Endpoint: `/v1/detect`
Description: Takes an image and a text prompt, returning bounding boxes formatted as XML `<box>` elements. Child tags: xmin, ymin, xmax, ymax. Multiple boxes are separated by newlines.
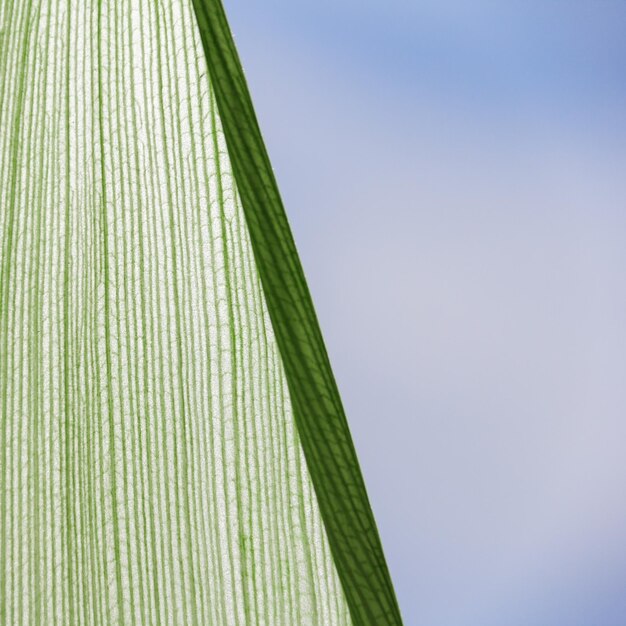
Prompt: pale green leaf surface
<box><xmin>0</xmin><ymin>1</ymin><xmax>352</xmax><ymax>623</ymax></box>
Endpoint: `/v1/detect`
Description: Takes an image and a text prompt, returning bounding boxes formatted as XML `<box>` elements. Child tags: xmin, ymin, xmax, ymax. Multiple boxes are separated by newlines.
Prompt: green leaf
<box><xmin>0</xmin><ymin>0</ymin><xmax>401</xmax><ymax>624</ymax></box>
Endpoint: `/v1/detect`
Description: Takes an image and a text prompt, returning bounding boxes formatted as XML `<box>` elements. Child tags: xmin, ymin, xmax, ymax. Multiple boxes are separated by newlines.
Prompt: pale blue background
<box><xmin>223</xmin><ymin>2</ymin><xmax>626</xmax><ymax>624</ymax></box>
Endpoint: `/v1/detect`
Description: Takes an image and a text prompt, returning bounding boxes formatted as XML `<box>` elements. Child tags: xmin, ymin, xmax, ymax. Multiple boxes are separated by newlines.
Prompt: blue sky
<box><xmin>223</xmin><ymin>2</ymin><xmax>626</xmax><ymax>624</ymax></box>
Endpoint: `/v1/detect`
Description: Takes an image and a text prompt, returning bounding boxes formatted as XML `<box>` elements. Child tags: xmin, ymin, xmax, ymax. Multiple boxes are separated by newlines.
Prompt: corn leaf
<box><xmin>0</xmin><ymin>0</ymin><xmax>401</xmax><ymax>624</ymax></box>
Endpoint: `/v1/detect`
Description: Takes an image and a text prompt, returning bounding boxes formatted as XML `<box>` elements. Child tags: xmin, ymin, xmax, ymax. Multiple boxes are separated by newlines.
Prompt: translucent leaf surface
<box><xmin>0</xmin><ymin>0</ymin><xmax>401</xmax><ymax>624</ymax></box>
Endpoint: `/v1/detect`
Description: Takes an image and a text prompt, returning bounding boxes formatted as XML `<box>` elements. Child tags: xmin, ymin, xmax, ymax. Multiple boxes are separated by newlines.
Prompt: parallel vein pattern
<box><xmin>0</xmin><ymin>1</ymin><xmax>351</xmax><ymax>623</ymax></box>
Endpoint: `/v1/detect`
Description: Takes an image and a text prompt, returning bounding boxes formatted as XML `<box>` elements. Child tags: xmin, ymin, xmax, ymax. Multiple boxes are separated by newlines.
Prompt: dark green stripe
<box><xmin>189</xmin><ymin>2</ymin><xmax>403</xmax><ymax>624</ymax></box>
